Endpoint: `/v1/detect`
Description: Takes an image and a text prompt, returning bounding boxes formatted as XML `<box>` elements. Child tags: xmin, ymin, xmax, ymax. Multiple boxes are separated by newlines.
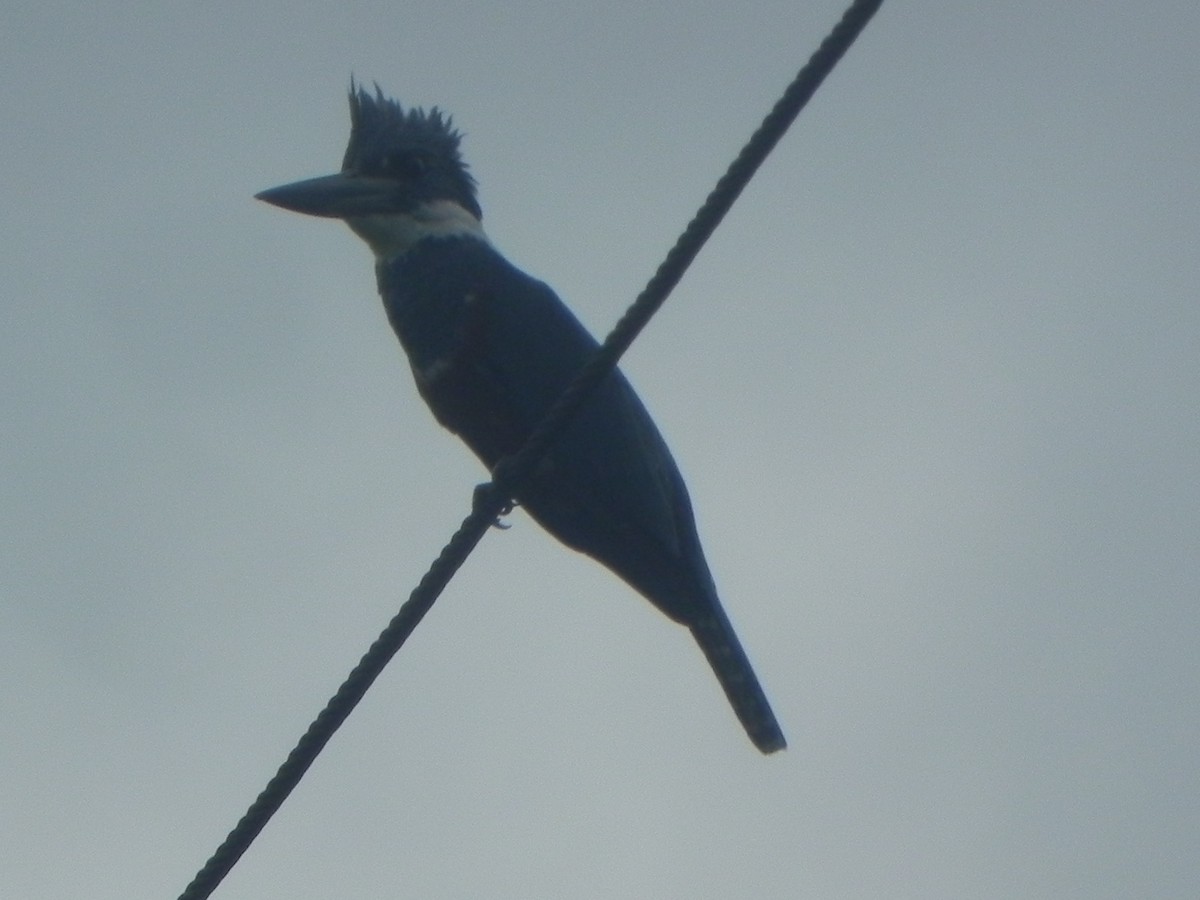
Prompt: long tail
<box><xmin>689</xmin><ymin>603</ymin><xmax>786</xmax><ymax>754</ymax></box>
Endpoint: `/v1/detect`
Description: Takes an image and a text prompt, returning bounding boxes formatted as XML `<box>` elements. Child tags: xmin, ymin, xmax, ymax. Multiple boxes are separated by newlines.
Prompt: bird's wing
<box><xmin>471</xmin><ymin>264</ymin><xmax>696</xmax><ymax>574</ymax></box>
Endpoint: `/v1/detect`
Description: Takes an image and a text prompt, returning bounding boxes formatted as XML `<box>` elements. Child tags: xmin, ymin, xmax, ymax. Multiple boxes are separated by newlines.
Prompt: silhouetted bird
<box><xmin>257</xmin><ymin>83</ymin><xmax>785</xmax><ymax>753</ymax></box>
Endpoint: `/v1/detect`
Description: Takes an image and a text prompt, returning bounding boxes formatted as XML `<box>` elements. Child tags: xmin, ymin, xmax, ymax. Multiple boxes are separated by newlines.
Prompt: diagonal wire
<box><xmin>178</xmin><ymin>2</ymin><xmax>883</xmax><ymax>897</ymax></box>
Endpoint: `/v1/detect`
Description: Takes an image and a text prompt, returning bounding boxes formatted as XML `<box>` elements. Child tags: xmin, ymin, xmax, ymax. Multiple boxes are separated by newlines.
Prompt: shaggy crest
<box><xmin>341</xmin><ymin>80</ymin><xmax>480</xmax><ymax>218</ymax></box>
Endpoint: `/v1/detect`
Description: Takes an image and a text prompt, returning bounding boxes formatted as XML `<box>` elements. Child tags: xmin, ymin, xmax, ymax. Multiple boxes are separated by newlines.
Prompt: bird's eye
<box><xmin>383</xmin><ymin>152</ymin><xmax>427</xmax><ymax>179</ymax></box>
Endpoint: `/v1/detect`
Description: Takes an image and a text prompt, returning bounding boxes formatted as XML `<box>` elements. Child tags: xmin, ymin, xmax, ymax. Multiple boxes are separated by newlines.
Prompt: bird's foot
<box><xmin>473</xmin><ymin>482</ymin><xmax>516</xmax><ymax>529</ymax></box>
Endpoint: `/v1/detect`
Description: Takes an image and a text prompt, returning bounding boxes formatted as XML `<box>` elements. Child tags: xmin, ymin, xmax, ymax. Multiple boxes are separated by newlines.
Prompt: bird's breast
<box><xmin>401</xmin><ymin>291</ymin><xmax>531</xmax><ymax>467</ymax></box>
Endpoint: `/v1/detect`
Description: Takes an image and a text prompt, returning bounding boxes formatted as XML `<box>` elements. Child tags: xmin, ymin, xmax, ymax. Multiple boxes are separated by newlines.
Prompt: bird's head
<box><xmin>256</xmin><ymin>81</ymin><xmax>484</xmax><ymax>259</ymax></box>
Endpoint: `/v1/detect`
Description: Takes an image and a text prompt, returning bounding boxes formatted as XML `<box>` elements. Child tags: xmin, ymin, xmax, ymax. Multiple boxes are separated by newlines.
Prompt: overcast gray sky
<box><xmin>3</xmin><ymin>2</ymin><xmax>1198</xmax><ymax>897</ymax></box>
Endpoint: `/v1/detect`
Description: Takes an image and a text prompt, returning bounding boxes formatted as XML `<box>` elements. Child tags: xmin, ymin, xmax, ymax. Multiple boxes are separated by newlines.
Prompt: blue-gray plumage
<box><xmin>256</xmin><ymin>83</ymin><xmax>785</xmax><ymax>753</ymax></box>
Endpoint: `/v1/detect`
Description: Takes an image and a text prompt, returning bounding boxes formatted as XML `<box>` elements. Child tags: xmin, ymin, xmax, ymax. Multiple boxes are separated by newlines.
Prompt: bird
<box><xmin>256</xmin><ymin>82</ymin><xmax>786</xmax><ymax>753</ymax></box>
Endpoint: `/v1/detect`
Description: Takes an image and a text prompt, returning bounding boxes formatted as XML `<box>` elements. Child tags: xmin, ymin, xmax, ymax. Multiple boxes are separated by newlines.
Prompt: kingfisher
<box><xmin>256</xmin><ymin>83</ymin><xmax>785</xmax><ymax>753</ymax></box>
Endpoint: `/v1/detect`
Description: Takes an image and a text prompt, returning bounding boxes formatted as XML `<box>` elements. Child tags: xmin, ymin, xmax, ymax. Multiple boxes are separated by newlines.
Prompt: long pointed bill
<box><xmin>255</xmin><ymin>173</ymin><xmax>402</xmax><ymax>218</ymax></box>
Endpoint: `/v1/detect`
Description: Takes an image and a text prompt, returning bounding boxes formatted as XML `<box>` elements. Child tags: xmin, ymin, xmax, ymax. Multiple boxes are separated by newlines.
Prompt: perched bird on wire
<box><xmin>256</xmin><ymin>83</ymin><xmax>786</xmax><ymax>753</ymax></box>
